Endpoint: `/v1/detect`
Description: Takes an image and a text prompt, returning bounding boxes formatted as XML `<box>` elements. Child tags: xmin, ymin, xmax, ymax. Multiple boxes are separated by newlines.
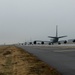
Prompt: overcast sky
<box><xmin>0</xmin><ymin>0</ymin><xmax>75</xmax><ymax>44</ymax></box>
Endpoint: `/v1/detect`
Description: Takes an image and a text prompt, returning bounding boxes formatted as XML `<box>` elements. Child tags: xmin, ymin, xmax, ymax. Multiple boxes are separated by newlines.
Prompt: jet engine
<box><xmin>64</xmin><ymin>40</ymin><xmax>67</xmax><ymax>44</ymax></box>
<box><xmin>34</xmin><ymin>41</ymin><xmax>36</xmax><ymax>44</ymax></box>
<box><xmin>73</xmin><ymin>39</ymin><xmax>75</xmax><ymax>43</ymax></box>
<box><xmin>41</xmin><ymin>41</ymin><xmax>44</xmax><ymax>44</ymax></box>
<box><xmin>49</xmin><ymin>42</ymin><xmax>51</xmax><ymax>45</ymax></box>
<box><xmin>58</xmin><ymin>42</ymin><xmax>61</xmax><ymax>45</ymax></box>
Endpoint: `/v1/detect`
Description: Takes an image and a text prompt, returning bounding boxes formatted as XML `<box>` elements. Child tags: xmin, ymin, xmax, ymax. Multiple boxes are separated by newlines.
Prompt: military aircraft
<box><xmin>34</xmin><ymin>25</ymin><xmax>67</xmax><ymax>45</ymax></box>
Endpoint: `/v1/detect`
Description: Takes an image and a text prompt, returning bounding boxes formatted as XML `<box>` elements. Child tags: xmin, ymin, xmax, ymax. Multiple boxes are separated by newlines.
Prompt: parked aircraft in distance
<box><xmin>34</xmin><ymin>25</ymin><xmax>67</xmax><ymax>45</ymax></box>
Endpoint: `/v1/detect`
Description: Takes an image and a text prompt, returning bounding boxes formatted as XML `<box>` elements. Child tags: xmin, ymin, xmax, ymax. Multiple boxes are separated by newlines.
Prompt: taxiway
<box><xmin>18</xmin><ymin>44</ymin><xmax>75</xmax><ymax>75</ymax></box>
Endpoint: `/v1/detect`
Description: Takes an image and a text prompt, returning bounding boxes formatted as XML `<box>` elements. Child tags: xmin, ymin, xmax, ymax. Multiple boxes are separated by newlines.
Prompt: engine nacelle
<box><xmin>22</xmin><ymin>43</ymin><xmax>23</xmax><ymax>45</ymax></box>
<box><xmin>64</xmin><ymin>40</ymin><xmax>67</xmax><ymax>44</ymax></box>
<box><xmin>58</xmin><ymin>42</ymin><xmax>61</xmax><ymax>45</ymax></box>
<box><xmin>49</xmin><ymin>42</ymin><xmax>51</xmax><ymax>45</ymax></box>
<box><xmin>73</xmin><ymin>39</ymin><xmax>75</xmax><ymax>43</ymax></box>
<box><xmin>41</xmin><ymin>41</ymin><xmax>44</xmax><ymax>44</ymax></box>
<box><xmin>25</xmin><ymin>42</ymin><xmax>27</xmax><ymax>45</ymax></box>
<box><xmin>34</xmin><ymin>41</ymin><xmax>36</xmax><ymax>44</ymax></box>
<box><xmin>29</xmin><ymin>42</ymin><xmax>32</xmax><ymax>45</ymax></box>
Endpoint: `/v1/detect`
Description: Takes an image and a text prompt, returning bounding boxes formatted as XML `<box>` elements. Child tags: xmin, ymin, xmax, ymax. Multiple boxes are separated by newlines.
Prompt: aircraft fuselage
<box><xmin>52</xmin><ymin>37</ymin><xmax>59</xmax><ymax>43</ymax></box>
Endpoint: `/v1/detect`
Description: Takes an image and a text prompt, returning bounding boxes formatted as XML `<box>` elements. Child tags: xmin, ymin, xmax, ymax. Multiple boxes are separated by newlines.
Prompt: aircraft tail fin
<box><xmin>48</xmin><ymin>25</ymin><xmax>67</xmax><ymax>38</ymax></box>
<box><xmin>48</xmin><ymin>25</ymin><xmax>58</xmax><ymax>38</ymax></box>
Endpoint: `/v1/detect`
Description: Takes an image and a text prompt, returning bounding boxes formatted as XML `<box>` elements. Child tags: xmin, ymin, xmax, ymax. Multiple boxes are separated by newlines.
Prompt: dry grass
<box><xmin>0</xmin><ymin>45</ymin><xmax>61</xmax><ymax>75</ymax></box>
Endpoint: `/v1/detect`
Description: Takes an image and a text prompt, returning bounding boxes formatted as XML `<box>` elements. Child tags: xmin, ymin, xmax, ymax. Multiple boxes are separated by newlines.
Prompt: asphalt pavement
<box><xmin>18</xmin><ymin>45</ymin><xmax>75</xmax><ymax>75</ymax></box>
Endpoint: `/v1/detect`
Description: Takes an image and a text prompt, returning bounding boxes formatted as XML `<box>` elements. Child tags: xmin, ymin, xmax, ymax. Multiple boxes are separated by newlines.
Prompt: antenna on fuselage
<box><xmin>56</xmin><ymin>25</ymin><xmax>58</xmax><ymax>37</ymax></box>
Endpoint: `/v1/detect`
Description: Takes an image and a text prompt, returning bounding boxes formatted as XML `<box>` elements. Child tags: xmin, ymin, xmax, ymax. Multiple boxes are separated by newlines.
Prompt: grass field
<box><xmin>0</xmin><ymin>45</ymin><xmax>61</xmax><ymax>75</ymax></box>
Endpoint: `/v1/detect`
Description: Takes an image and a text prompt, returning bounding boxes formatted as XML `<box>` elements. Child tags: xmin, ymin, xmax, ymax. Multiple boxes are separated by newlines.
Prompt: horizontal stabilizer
<box><xmin>58</xmin><ymin>36</ymin><xmax>67</xmax><ymax>38</ymax></box>
<box><xmin>48</xmin><ymin>36</ymin><xmax>56</xmax><ymax>38</ymax></box>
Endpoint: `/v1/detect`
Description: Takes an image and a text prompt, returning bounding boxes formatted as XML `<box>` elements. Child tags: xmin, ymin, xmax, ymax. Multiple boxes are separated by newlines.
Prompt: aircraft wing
<box><xmin>34</xmin><ymin>40</ymin><xmax>43</xmax><ymax>42</ymax></box>
<box><xmin>34</xmin><ymin>40</ymin><xmax>51</xmax><ymax>43</ymax></box>
<box><xmin>58</xmin><ymin>36</ymin><xmax>67</xmax><ymax>38</ymax></box>
<box><xmin>43</xmin><ymin>41</ymin><xmax>51</xmax><ymax>43</ymax></box>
